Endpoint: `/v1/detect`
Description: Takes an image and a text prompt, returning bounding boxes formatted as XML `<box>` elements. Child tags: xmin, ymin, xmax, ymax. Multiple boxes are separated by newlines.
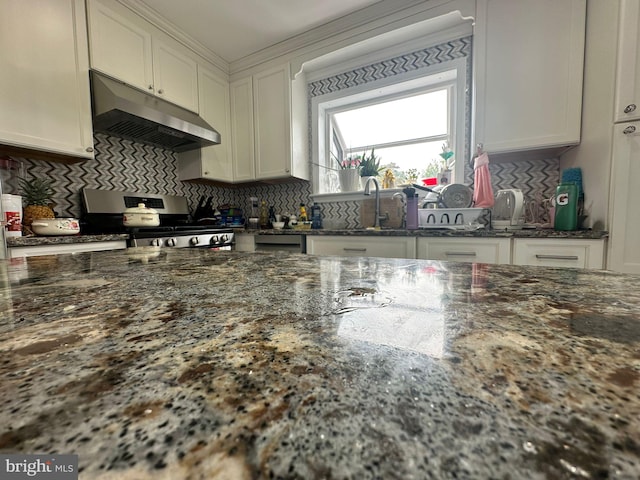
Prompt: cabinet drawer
<box><xmin>307</xmin><ymin>236</ymin><xmax>416</xmax><ymax>259</ymax></box>
<box><xmin>417</xmin><ymin>238</ymin><xmax>511</xmax><ymax>264</ymax></box>
<box><xmin>512</xmin><ymin>239</ymin><xmax>605</xmax><ymax>269</ymax></box>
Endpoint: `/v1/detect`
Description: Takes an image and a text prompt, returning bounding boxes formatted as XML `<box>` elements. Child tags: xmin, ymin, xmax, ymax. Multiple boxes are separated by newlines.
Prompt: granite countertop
<box><xmin>7</xmin><ymin>234</ymin><xmax>129</xmax><ymax>247</ymax></box>
<box><xmin>247</xmin><ymin>228</ymin><xmax>608</xmax><ymax>239</ymax></box>
<box><xmin>0</xmin><ymin>249</ymin><xmax>638</xmax><ymax>479</ymax></box>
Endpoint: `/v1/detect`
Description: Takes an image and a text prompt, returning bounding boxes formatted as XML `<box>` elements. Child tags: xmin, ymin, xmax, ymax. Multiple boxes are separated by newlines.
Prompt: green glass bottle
<box><xmin>554</xmin><ymin>183</ymin><xmax>578</xmax><ymax>231</ymax></box>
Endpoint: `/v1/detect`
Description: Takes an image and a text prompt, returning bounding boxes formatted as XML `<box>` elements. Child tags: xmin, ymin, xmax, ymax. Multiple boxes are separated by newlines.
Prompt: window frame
<box><xmin>310</xmin><ymin>58</ymin><xmax>467</xmax><ymax>201</ymax></box>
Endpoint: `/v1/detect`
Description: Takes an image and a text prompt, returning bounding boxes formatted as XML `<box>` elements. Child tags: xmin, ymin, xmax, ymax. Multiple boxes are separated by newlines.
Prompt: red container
<box><xmin>422</xmin><ymin>177</ymin><xmax>438</xmax><ymax>186</ymax></box>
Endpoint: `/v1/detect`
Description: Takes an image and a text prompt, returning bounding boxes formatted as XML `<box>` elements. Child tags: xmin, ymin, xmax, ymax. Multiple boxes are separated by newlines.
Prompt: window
<box><xmin>312</xmin><ymin>60</ymin><xmax>467</xmax><ymax>196</ymax></box>
<box><xmin>331</xmin><ymin>88</ymin><xmax>451</xmax><ymax>185</ymax></box>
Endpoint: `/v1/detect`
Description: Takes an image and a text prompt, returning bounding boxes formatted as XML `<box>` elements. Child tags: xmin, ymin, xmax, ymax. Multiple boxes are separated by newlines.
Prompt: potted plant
<box><xmin>336</xmin><ymin>154</ymin><xmax>361</xmax><ymax>192</ymax></box>
<box><xmin>358</xmin><ymin>148</ymin><xmax>381</xmax><ymax>188</ymax></box>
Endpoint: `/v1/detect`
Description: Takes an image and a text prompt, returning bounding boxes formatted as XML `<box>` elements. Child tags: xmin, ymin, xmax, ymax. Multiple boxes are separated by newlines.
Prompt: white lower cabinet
<box><xmin>512</xmin><ymin>238</ymin><xmax>606</xmax><ymax>269</ymax></box>
<box><xmin>306</xmin><ymin>236</ymin><xmax>416</xmax><ymax>259</ymax></box>
<box><xmin>416</xmin><ymin>237</ymin><xmax>511</xmax><ymax>264</ymax></box>
<box><xmin>304</xmin><ymin>234</ymin><xmax>606</xmax><ymax>270</ymax></box>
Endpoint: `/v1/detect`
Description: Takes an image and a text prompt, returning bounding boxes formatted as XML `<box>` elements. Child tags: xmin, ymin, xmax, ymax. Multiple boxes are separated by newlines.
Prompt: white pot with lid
<box><xmin>123</xmin><ymin>203</ymin><xmax>160</xmax><ymax>227</ymax></box>
<box><xmin>31</xmin><ymin>218</ymin><xmax>80</xmax><ymax>236</ymax></box>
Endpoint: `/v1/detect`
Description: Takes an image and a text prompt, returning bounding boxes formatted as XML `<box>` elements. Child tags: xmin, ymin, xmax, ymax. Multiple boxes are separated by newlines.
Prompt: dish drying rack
<box><xmin>418</xmin><ymin>208</ymin><xmax>491</xmax><ymax>229</ymax></box>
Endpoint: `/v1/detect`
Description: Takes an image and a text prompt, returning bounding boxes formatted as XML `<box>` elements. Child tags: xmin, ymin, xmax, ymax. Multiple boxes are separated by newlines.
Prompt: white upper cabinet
<box><xmin>178</xmin><ymin>63</ymin><xmax>233</xmax><ymax>183</ymax></box>
<box><xmin>253</xmin><ymin>65</ymin><xmax>292</xmax><ymax>179</ymax></box>
<box><xmin>614</xmin><ymin>0</ymin><xmax>640</xmax><ymax>123</ymax></box>
<box><xmin>150</xmin><ymin>31</ymin><xmax>199</xmax><ymax>112</ymax></box>
<box><xmin>0</xmin><ymin>0</ymin><xmax>94</xmax><ymax>161</ymax></box>
<box><xmin>230</xmin><ymin>63</ymin><xmax>309</xmax><ymax>183</ymax></box>
<box><xmin>230</xmin><ymin>76</ymin><xmax>256</xmax><ymax>182</ymax></box>
<box><xmin>473</xmin><ymin>0</ymin><xmax>586</xmax><ymax>156</ymax></box>
<box><xmin>86</xmin><ymin>0</ymin><xmax>152</xmax><ymax>94</ymax></box>
<box><xmin>87</xmin><ymin>0</ymin><xmax>198</xmax><ymax>112</ymax></box>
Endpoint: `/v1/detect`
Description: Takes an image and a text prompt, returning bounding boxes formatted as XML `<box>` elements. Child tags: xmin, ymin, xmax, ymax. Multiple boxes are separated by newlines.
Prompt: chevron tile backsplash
<box><xmin>3</xmin><ymin>133</ymin><xmax>313</xmax><ymax>221</ymax></box>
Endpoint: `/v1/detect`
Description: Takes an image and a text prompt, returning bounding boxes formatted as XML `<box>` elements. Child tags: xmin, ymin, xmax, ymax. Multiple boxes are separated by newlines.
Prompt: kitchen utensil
<box><xmin>413</xmin><ymin>183</ymin><xmax>473</xmax><ymax>209</ymax></box>
<box><xmin>193</xmin><ymin>195</ymin><xmax>207</xmax><ymax>220</ymax></box>
<box><xmin>272</xmin><ymin>221</ymin><xmax>285</xmax><ymax>230</ymax></box>
<box><xmin>492</xmin><ymin>189</ymin><xmax>525</xmax><ymax>230</ymax></box>
<box><xmin>123</xmin><ymin>203</ymin><xmax>160</xmax><ymax>227</ymax></box>
<box><xmin>31</xmin><ymin>217</ymin><xmax>80</xmax><ymax>235</ymax></box>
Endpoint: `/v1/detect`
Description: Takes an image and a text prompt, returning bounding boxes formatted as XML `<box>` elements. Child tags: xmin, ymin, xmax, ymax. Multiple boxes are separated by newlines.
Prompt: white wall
<box><xmin>560</xmin><ymin>0</ymin><xmax>619</xmax><ymax>231</ymax></box>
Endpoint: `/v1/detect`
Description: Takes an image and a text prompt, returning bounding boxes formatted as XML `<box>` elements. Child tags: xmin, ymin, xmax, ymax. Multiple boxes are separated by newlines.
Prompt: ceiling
<box><xmin>138</xmin><ymin>0</ymin><xmax>384</xmax><ymax>64</ymax></box>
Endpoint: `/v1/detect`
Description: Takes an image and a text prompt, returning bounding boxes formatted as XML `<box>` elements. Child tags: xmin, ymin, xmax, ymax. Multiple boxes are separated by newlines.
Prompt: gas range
<box><xmin>81</xmin><ymin>188</ymin><xmax>234</xmax><ymax>250</ymax></box>
<box><xmin>128</xmin><ymin>225</ymin><xmax>233</xmax><ymax>249</ymax></box>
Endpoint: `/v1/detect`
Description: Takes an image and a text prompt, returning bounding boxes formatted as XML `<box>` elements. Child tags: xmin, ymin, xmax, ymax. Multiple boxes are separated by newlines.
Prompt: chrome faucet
<box><xmin>363</xmin><ymin>176</ymin><xmax>383</xmax><ymax>229</ymax></box>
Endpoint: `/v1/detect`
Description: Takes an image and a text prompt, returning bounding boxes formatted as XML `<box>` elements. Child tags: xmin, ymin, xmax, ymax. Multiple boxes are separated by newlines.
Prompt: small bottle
<box><xmin>403</xmin><ymin>187</ymin><xmax>419</xmax><ymax>230</ymax></box>
<box><xmin>299</xmin><ymin>203</ymin><xmax>308</xmax><ymax>222</ymax></box>
<box><xmin>311</xmin><ymin>203</ymin><xmax>323</xmax><ymax>229</ymax></box>
<box><xmin>268</xmin><ymin>206</ymin><xmax>276</xmax><ymax>228</ymax></box>
<box><xmin>259</xmin><ymin>200</ymin><xmax>269</xmax><ymax>229</ymax></box>
<box><xmin>554</xmin><ymin>183</ymin><xmax>578</xmax><ymax>231</ymax></box>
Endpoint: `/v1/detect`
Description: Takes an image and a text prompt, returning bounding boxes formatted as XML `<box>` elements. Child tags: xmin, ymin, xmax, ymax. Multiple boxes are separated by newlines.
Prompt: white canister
<box><xmin>1</xmin><ymin>194</ymin><xmax>22</xmax><ymax>237</ymax></box>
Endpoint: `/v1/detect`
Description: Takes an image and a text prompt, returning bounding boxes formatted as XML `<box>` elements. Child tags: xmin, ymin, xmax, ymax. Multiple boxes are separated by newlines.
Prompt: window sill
<box><xmin>310</xmin><ymin>187</ymin><xmax>407</xmax><ymax>204</ymax></box>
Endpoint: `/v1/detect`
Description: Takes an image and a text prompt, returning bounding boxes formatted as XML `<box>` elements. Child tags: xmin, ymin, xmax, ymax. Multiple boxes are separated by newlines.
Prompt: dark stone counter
<box><xmin>6</xmin><ymin>234</ymin><xmax>129</xmax><ymax>247</ymax></box>
<box><xmin>0</xmin><ymin>249</ymin><xmax>636</xmax><ymax>479</ymax></box>
<box><xmin>246</xmin><ymin>227</ymin><xmax>608</xmax><ymax>239</ymax></box>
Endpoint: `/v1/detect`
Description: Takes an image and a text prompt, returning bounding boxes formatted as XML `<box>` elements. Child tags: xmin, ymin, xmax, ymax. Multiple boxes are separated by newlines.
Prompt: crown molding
<box><xmin>117</xmin><ymin>0</ymin><xmax>230</xmax><ymax>77</ymax></box>
<box><xmin>229</xmin><ymin>0</ymin><xmax>475</xmax><ymax>78</ymax></box>
<box><xmin>301</xmin><ymin>17</ymin><xmax>472</xmax><ymax>83</ymax></box>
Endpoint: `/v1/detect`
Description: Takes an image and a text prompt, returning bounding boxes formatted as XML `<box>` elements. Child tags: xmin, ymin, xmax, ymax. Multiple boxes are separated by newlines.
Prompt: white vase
<box><xmin>338</xmin><ymin>169</ymin><xmax>360</xmax><ymax>192</ymax></box>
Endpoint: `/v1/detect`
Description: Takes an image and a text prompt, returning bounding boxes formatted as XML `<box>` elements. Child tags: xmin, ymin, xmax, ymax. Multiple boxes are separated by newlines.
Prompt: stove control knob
<box><xmin>166</xmin><ymin>237</ymin><xmax>178</xmax><ymax>247</ymax></box>
<box><xmin>210</xmin><ymin>235</ymin><xmax>219</xmax><ymax>245</ymax></box>
<box><xmin>151</xmin><ymin>238</ymin><xmax>162</xmax><ymax>247</ymax></box>
<box><xmin>220</xmin><ymin>234</ymin><xmax>229</xmax><ymax>243</ymax></box>
<box><xmin>190</xmin><ymin>237</ymin><xmax>200</xmax><ymax>246</ymax></box>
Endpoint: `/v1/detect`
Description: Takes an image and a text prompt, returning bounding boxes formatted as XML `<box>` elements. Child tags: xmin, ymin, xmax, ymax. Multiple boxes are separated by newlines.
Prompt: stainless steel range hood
<box><xmin>89</xmin><ymin>71</ymin><xmax>220</xmax><ymax>152</ymax></box>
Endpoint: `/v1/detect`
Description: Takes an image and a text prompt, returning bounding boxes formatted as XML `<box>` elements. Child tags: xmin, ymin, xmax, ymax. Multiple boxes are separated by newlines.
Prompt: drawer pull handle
<box><xmin>535</xmin><ymin>254</ymin><xmax>579</xmax><ymax>261</ymax></box>
<box><xmin>445</xmin><ymin>251</ymin><xmax>476</xmax><ymax>256</ymax></box>
<box><xmin>624</xmin><ymin>103</ymin><xmax>636</xmax><ymax>114</ymax></box>
<box><xmin>623</xmin><ymin>125</ymin><xmax>636</xmax><ymax>134</ymax></box>
<box><xmin>343</xmin><ymin>247</ymin><xmax>367</xmax><ymax>252</ymax></box>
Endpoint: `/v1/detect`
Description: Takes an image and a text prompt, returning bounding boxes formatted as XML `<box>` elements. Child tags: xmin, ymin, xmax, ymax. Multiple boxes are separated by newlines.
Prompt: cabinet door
<box><xmin>614</xmin><ymin>0</ymin><xmax>640</xmax><ymax>123</ymax></box>
<box><xmin>307</xmin><ymin>236</ymin><xmax>416</xmax><ymax>259</ymax></box>
<box><xmin>513</xmin><ymin>238</ymin><xmax>605</xmax><ymax>269</ymax></box>
<box><xmin>417</xmin><ymin>238</ymin><xmax>511</xmax><ymax>264</ymax></box>
<box><xmin>0</xmin><ymin>0</ymin><xmax>94</xmax><ymax>159</ymax></box>
<box><xmin>152</xmin><ymin>30</ymin><xmax>199</xmax><ymax>112</ymax></box>
<box><xmin>474</xmin><ymin>0</ymin><xmax>585</xmax><ymax>154</ymax></box>
<box><xmin>608</xmin><ymin>122</ymin><xmax>640</xmax><ymax>273</ymax></box>
<box><xmin>253</xmin><ymin>65</ymin><xmax>291</xmax><ymax>179</ymax></box>
<box><xmin>230</xmin><ymin>77</ymin><xmax>256</xmax><ymax>182</ymax></box>
<box><xmin>87</xmin><ymin>0</ymin><xmax>153</xmax><ymax>94</ymax></box>
<box><xmin>178</xmin><ymin>64</ymin><xmax>233</xmax><ymax>182</ymax></box>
